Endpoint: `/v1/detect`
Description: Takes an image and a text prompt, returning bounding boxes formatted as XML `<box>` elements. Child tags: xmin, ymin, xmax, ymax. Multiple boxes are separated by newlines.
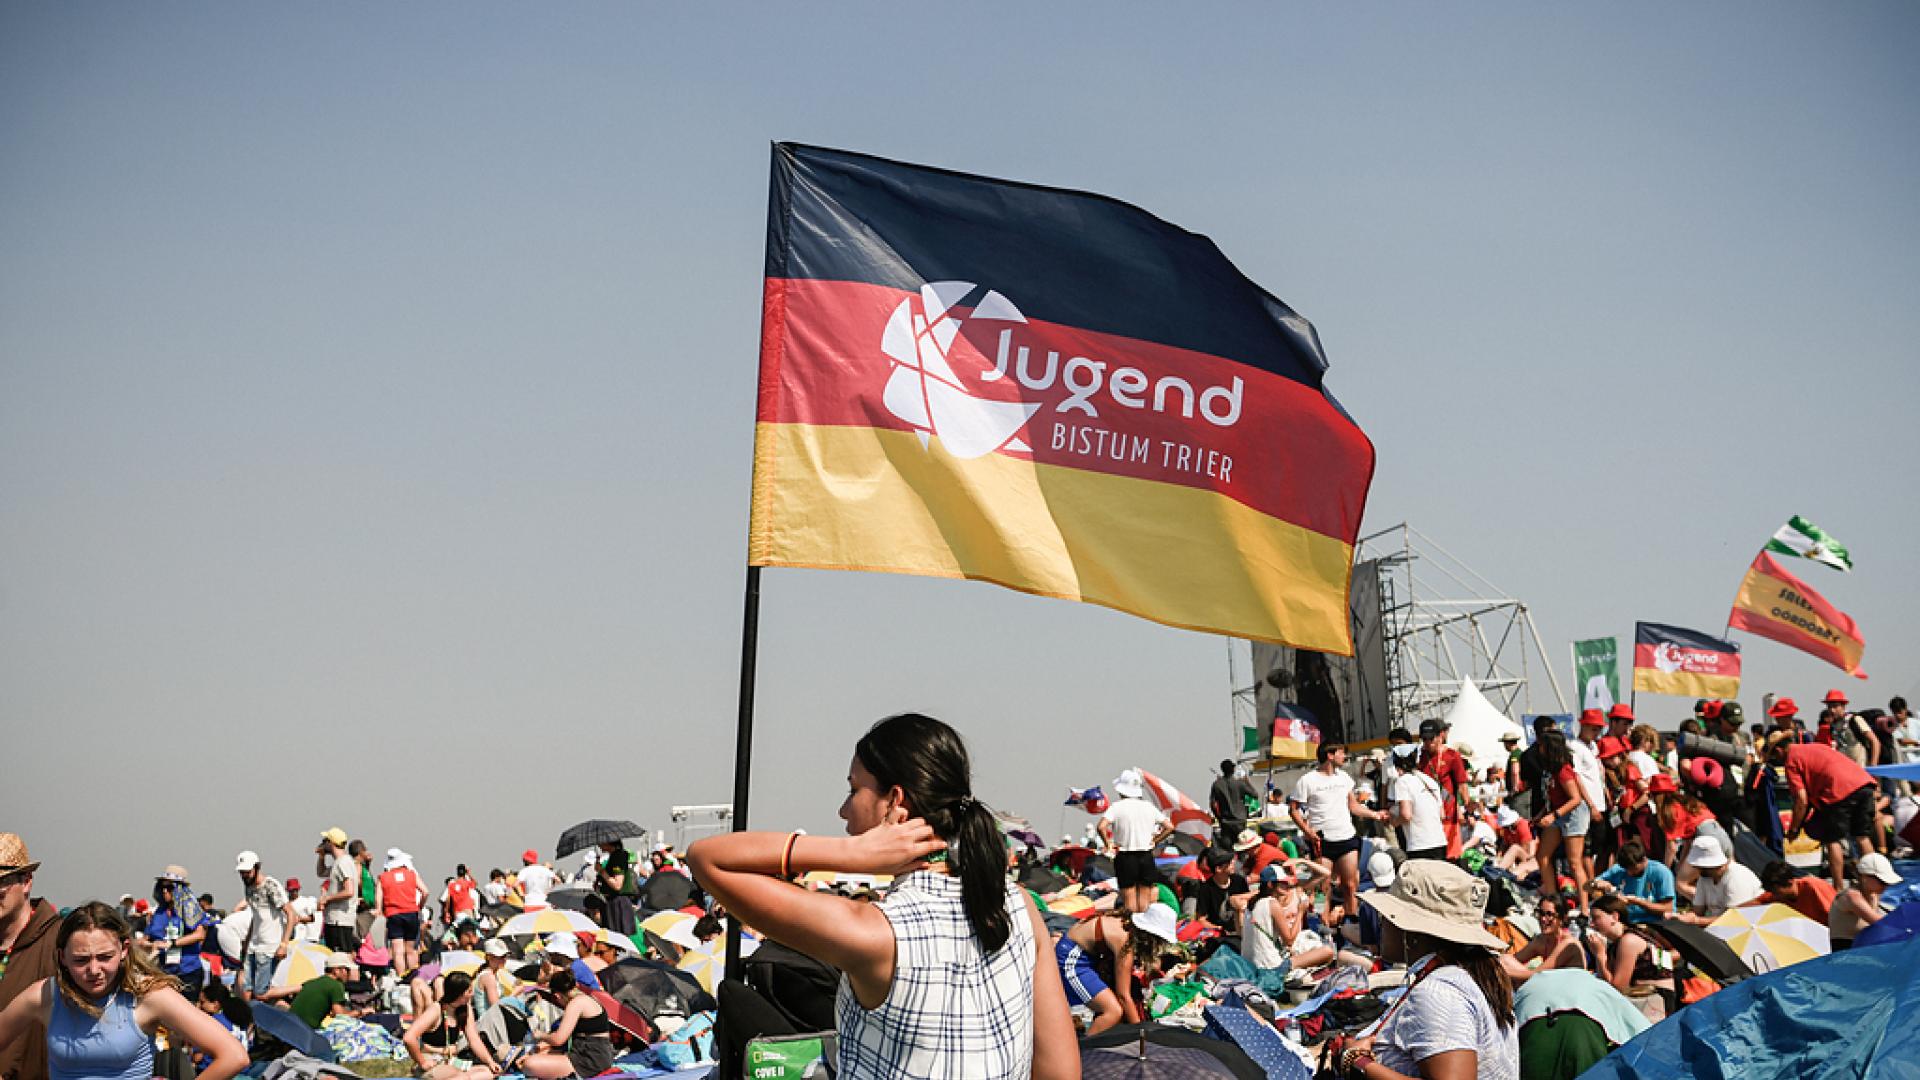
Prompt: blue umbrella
<box><xmin>250</xmin><ymin>1002</ymin><xmax>336</xmax><ymax>1061</ymax></box>
<box><xmin>1584</xmin><ymin>935</ymin><xmax>1920</xmax><ymax>1078</ymax></box>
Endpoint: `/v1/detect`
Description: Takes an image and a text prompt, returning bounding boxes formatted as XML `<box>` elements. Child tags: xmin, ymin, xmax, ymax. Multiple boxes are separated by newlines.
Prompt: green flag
<box><xmin>1764</xmin><ymin>514</ymin><xmax>1852</xmax><ymax>572</ymax></box>
<box><xmin>1242</xmin><ymin>725</ymin><xmax>1261</xmax><ymax>754</ymax></box>
<box><xmin>1572</xmin><ymin>637</ymin><xmax>1620</xmax><ymax>712</ymax></box>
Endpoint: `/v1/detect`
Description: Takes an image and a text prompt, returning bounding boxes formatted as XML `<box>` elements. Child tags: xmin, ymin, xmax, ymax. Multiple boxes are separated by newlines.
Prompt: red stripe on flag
<box><xmin>1631</xmin><ymin>641</ymin><xmax>1740</xmax><ymax>678</ymax></box>
<box><xmin>758</xmin><ymin>277</ymin><xmax>1374</xmax><ymax>538</ymax></box>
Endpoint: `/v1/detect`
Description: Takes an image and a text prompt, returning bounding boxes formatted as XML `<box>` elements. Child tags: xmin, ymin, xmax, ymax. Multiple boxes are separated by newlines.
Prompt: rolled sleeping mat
<box><xmin>1676</xmin><ymin>731</ymin><xmax>1745</xmax><ymax>768</ymax></box>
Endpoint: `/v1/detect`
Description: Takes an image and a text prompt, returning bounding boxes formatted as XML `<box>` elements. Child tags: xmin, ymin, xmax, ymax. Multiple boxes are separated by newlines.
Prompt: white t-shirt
<box><xmin>323</xmin><ymin>853</ymin><xmax>356</xmax><ymax>927</ymax></box>
<box><xmin>1375</xmin><ymin>965</ymin><xmax>1519</xmax><ymax>1080</ymax></box>
<box><xmin>481</xmin><ymin>880</ymin><xmax>508</xmax><ymax>904</ymax></box>
<box><xmin>290</xmin><ymin>895</ymin><xmax>321</xmax><ymax>943</ymax></box>
<box><xmin>1242</xmin><ymin>895</ymin><xmax>1297</xmax><ymax>971</ymax></box>
<box><xmin>516</xmin><ymin>863</ymin><xmax>558</xmax><ymax>907</ymax></box>
<box><xmin>1570</xmin><ymin>738</ymin><xmax>1608</xmax><ymax>812</ymax></box>
<box><xmin>1290</xmin><ymin>768</ymin><xmax>1357</xmax><ymax>844</ymax></box>
<box><xmin>1691</xmin><ymin>862</ymin><xmax>1763</xmax><ymax>918</ymax></box>
<box><xmin>1626</xmin><ymin>750</ymin><xmax>1661</xmax><ymax>783</ymax></box>
<box><xmin>1102</xmin><ymin>798</ymin><xmax>1170</xmax><ymax>852</ymax></box>
<box><xmin>1392</xmin><ymin>771</ymin><xmax>1447</xmax><ymax>852</ymax></box>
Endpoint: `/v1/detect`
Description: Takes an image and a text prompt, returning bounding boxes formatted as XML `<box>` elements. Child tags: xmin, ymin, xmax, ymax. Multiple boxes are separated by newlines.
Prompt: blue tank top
<box><xmin>48</xmin><ymin>988</ymin><xmax>153</xmax><ymax>1080</ymax></box>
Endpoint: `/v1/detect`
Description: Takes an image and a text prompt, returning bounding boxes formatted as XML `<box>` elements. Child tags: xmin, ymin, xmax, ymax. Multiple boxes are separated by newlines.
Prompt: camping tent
<box><xmin>1584</xmin><ymin>935</ymin><xmax>1920</xmax><ymax>1078</ymax></box>
<box><xmin>1441</xmin><ymin>678</ymin><xmax>1526</xmax><ymax>775</ymax></box>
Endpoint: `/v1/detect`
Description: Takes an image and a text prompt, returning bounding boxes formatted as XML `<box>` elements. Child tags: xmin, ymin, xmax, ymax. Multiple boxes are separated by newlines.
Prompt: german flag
<box><xmin>748</xmin><ymin>145</ymin><xmax>1375</xmax><ymax>651</ymax></box>
<box><xmin>1729</xmin><ymin>551</ymin><xmax>1867</xmax><ymax>678</ymax></box>
<box><xmin>1632</xmin><ymin>622</ymin><xmax>1742</xmax><ymax>698</ymax></box>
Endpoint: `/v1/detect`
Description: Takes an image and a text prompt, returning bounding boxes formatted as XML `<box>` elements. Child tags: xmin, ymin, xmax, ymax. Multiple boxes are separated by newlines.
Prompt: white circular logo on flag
<box><xmin>879</xmin><ymin>281</ymin><xmax>1040</xmax><ymax>459</ymax></box>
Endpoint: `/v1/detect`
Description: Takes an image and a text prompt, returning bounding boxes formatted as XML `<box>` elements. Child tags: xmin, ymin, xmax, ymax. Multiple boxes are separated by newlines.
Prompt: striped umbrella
<box><xmin>438</xmin><ymin>949</ymin><xmax>484</xmax><ymax>976</ymax></box>
<box><xmin>639</xmin><ymin>910</ymin><xmax>701</xmax><ymax>951</ymax></box>
<box><xmin>498</xmin><ymin>908</ymin><xmax>598</xmax><ymax>938</ymax></box>
<box><xmin>270</xmin><ymin>941</ymin><xmax>335</xmax><ymax>989</ymax></box>
<box><xmin>676</xmin><ymin>940</ymin><xmax>723</xmax><ymax>994</ymax></box>
<box><xmin>1708</xmin><ymin>903</ymin><xmax>1830</xmax><ymax>972</ymax></box>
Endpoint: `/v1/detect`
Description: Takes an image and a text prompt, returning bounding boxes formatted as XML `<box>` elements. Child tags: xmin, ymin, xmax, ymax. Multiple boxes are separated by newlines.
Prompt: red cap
<box><xmin>1647</xmin><ymin>774</ymin><xmax>1679</xmax><ymax>795</ymax></box>
<box><xmin>1596</xmin><ymin>736</ymin><xmax>1628</xmax><ymax>760</ymax></box>
<box><xmin>287</xmin><ymin>878</ymin><xmax>302</xmax><ymax>891</ymax></box>
<box><xmin>1579</xmin><ymin>708</ymin><xmax>1606</xmax><ymax>727</ymax></box>
<box><xmin>134</xmin><ymin>899</ymin><xmax>150</xmax><ymax>914</ymax></box>
<box><xmin>1823</xmin><ymin>689</ymin><xmax>1848</xmax><ymax>705</ymax></box>
<box><xmin>1607</xmin><ymin>704</ymin><xmax>1635</xmax><ymax>722</ymax></box>
<box><xmin>1768</xmin><ymin>698</ymin><xmax>1798</xmax><ymax>719</ymax></box>
<box><xmin>522</xmin><ymin>849</ymin><xmax>538</xmax><ymax>864</ymax></box>
<box><xmin>1701</xmin><ymin>699</ymin><xmax>1724</xmax><ymax>720</ymax></box>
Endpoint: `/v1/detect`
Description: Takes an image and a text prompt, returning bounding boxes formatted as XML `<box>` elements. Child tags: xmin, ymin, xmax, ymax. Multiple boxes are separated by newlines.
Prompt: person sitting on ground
<box><xmin>1493</xmin><ymin>807</ymin><xmax>1538</xmax><ymax>878</ymax></box>
<box><xmin>1189</xmin><ymin>847</ymin><xmax>1252</xmax><ymax>935</ymax></box>
<box><xmin>1500</xmin><ymin>894</ymin><xmax>1588</xmax><ymax>985</ymax></box>
<box><xmin>1671</xmin><ymin>837</ymin><xmax>1761</xmax><ymax>924</ymax></box>
<box><xmin>259</xmin><ymin>951</ymin><xmax>362</xmax><ymax>1029</ymax></box>
<box><xmin>1340</xmin><ymin>861</ymin><xmax>1519</xmax><ymax>1079</ymax></box>
<box><xmin>0</xmin><ymin>902</ymin><xmax>249</xmax><ymax>1080</ymax></box>
<box><xmin>1055</xmin><ymin>903</ymin><xmax>1176</xmax><ymax>1036</ymax></box>
<box><xmin>403</xmin><ymin>970</ymin><xmax>501</xmax><ymax>1080</ymax></box>
<box><xmin>1243</xmin><ymin>862</ymin><xmax>1368</xmax><ymax>990</ymax></box>
<box><xmin>474</xmin><ymin>937</ymin><xmax>516</xmax><ymax>1013</ymax></box>
<box><xmin>1589</xmin><ymin>840</ymin><xmax>1675</xmax><ymax>925</ymax></box>
<box><xmin>518</xmin><ymin>970</ymin><xmax>612</xmax><ymax>1080</ymax></box>
<box><xmin>1585</xmin><ymin>895</ymin><xmax>1676</xmax><ymax>1019</ymax></box>
<box><xmin>1829</xmin><ymin>853</ymin><xmax>1902</xmax><ymax>950</ymax></box>
<box><xmin>190</xmin><ymin>978</ymin><xmax>250</xmax><ymax>1073</ymax></box>
<box><xmin>1750</xmin><ymin>861</ymin><xmax>1835</xmax><ymax>925</ymax></box>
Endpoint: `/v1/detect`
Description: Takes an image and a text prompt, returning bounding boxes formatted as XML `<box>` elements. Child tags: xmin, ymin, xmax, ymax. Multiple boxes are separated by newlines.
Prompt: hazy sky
<box><xmin>4</xmin><ymin>4</ymin><xmax>1916</xmax><ymax>906</ymax></box>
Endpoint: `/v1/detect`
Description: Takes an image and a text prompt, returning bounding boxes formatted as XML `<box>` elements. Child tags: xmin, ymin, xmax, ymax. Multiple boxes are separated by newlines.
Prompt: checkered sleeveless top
<box><xmin>835</xmin><ymin>870</ymin><xmax>1036</xmax><ymax>1079</ymax></box>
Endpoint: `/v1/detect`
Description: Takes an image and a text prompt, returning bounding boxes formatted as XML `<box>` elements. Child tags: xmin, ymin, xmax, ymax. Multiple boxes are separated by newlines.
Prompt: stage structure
<box><xmin>1232</xmin><ymin>523</ymin><xmax>1567</xmax><ymax>760</ymax></box>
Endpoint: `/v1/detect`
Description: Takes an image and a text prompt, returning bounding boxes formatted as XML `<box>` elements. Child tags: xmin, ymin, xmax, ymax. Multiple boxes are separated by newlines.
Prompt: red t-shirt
<box><xmin>379</xmin><ymin>867</ymin><xmax>421</xmax><ymax>916</ymax></box>
<box><xmin>1761</xmin><ymin>877</ymin><xmax>1836</xmax><ymax>925</ymax></box>
<box><xmin>1248</xmin><ymin>842</ymin><xmax>1286</xmax><ymax>878</ymax></box>
<box><xmin>446</xmin><ymin>877</ymin><xmax>478</xmax><ymax>915</ymax></box>
<box><xmin>1784</xmin><ymin>743</ymin><xmax>1874</xmax><ymax>808</ymax></box>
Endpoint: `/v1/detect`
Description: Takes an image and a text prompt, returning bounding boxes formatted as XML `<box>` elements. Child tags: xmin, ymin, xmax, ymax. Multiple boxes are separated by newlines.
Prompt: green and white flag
<box><xmin>1572</xmin><ymin>637</ymin><xmax>1620</xmax><ymax>712</ymax></box>
<box><xmin>1765</xmin><ymin>514</ymin><xmax>1853</xmax><ymax>573</ymax></box>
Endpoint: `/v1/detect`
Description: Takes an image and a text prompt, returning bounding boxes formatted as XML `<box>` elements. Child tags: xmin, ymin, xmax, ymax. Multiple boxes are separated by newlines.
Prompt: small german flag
<box><xmin>1632</xmin><ymin>622</ymin><xmax>1742</xmax><ymax>698</ymax></box>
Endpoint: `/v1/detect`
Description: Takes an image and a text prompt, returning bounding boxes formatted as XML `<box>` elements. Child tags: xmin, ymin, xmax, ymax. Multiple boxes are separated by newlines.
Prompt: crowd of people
<box><xmin>0</xmin><ymin>690</ymin><xmax>1913</xmax><ymax>1080</ymax></box>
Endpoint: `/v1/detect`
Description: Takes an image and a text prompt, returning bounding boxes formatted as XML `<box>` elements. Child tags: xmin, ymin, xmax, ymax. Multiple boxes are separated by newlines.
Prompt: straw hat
<box><xmin>0</xmin><ymin>834</ymin><xmax>40</xmax><ymax>877</ymax></box>
<box><xmin>156</xmin><ymin>865</ymin><xmax>191</xmax><ymax>885</ymax></box>
<box><xmin>1361</xmin><ymin>860</ymin><xmax>1505</xmax><ymax>951</ymax></box>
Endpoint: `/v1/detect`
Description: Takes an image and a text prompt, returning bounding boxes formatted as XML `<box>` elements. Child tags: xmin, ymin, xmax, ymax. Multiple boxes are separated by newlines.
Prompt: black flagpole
<box><xmin>717</xmin><ymin>564</ymin><xmax>761</xmax><ymax>1076</ymax></box>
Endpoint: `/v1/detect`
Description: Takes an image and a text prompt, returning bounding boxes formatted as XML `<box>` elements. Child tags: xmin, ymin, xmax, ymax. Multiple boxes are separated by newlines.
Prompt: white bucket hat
<box><xmin>1111</xmin><ymin>770</ymin><xmax>1148</xmax><ymax>800</ymax></box>
<box><xmin>1131</xmin><ymin>903</ymin><xmax>1179</xmax><ymax>944</ymax></box>
<box><xmin>1361</xmin><ymin>860</ymin><xmax>1504</xmax><ymax>951</ymax></box>
<box><xmin>1685</xmin><ymin>836</ymin><xmax>1729</xmax><ymax>870</ymax></box>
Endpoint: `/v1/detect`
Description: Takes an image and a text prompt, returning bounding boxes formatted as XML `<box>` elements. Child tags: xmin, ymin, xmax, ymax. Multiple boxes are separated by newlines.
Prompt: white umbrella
<box><xmin>497</xmin><ymin>908</ymin><xmax>598</xmax><ymax>938</ymax></box>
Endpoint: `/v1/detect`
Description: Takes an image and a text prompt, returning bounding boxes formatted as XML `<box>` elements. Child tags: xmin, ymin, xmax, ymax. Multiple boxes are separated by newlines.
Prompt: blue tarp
<box><xmin>1866</xmin><ymin>761</ymin><xmax>1920</xmax><ymax>781</ymax></box>
<box><xmin>1584</xmin><ymin>936</ymin><xmax>1920</xmax><ymax>1079</ymax></box>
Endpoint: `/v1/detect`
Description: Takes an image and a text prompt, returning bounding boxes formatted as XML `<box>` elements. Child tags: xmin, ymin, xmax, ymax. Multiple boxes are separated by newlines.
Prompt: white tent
<box><xmin>1441</xmin><ymin>677</ymin><xmax>1526</xmax><ymax>775</ymax></box>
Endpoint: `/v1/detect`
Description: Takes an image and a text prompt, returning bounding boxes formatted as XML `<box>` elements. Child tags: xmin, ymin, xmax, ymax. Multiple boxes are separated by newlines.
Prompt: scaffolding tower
<box><xmin>1358</xmin><ymin>523</ymin><xmax>1567</xmax><ymax>726</ymax></box>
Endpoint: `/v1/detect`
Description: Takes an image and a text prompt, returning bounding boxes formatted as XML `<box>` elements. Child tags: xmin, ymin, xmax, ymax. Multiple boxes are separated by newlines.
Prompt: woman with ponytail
<box><xmin>688</xmin><ymin>713</ymin><xmax>1075</xmax><ymax>1079</ymax></box>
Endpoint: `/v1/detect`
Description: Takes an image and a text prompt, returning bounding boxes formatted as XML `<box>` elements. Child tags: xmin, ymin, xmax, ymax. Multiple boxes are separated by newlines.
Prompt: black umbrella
<box><xmin>1082</xmin><ymin>1024</ymin><xmax>1263</xmax><ymax>1080</ymax></box>
<box><xmin>642</xmin><ymin>871</ymin><xmax>696</xmax><ymax>913</ymax></box>
<box><xmin>546</xmin><ymin>887</ymin><xmax>594</xmax><ymax>913</ymax></box>
<box><xmin>556</xmin><ymin>819</ymin><xmax>644</xmax><ymax>859</ymax></box>
<box><xmin>1652</xmin><ymin>918</ymin><xmax>1752</xmax><ymax>985</ymax></box>
<box><xmin>1082</xmin><ymin>1030</ymin><xmax>1246</xmax><ymax>1079</ymax></box>
<box><xmin>250</xmin><ymin>1002</ymin><xmax>337</xmax><ymax>1062</ymax></box>
<box><xmin>598</xmin><ymin>957</ymin><xmax>717</xmax><ymax>1019</ymax></box>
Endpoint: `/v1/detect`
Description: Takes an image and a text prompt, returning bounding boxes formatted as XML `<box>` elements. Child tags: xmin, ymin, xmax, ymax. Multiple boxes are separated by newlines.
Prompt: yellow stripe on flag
<box><xmin>748</xmin><ymin>422</ymin><xmax>1356</xmax><ymax>651</ymax></box>
<box><xmin>1632</xmin><ymin>666</ymin><xmax>1741</xmax><ymax>699</ymax></box>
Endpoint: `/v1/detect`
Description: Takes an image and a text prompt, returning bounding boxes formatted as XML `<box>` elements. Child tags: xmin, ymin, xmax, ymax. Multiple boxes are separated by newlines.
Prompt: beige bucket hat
<box><xmin>1361</xmin><ymin>859</ymin><xmax>1505</xmax><ymax>951</ymax></box>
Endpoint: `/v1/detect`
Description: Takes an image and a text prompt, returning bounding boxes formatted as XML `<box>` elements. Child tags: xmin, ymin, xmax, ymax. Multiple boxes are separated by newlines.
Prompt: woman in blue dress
<box><xmin>0</xmin><ymin>901</ymin><xmax>248</xmax><ymax>1080</ymax></box>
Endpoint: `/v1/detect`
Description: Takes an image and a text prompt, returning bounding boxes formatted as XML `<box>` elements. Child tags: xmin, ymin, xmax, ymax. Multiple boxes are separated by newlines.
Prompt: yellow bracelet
<box><xmin>780</xmin><ymin>832</ymin><xmax>800</xmax><ymax>878</ymax></box>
